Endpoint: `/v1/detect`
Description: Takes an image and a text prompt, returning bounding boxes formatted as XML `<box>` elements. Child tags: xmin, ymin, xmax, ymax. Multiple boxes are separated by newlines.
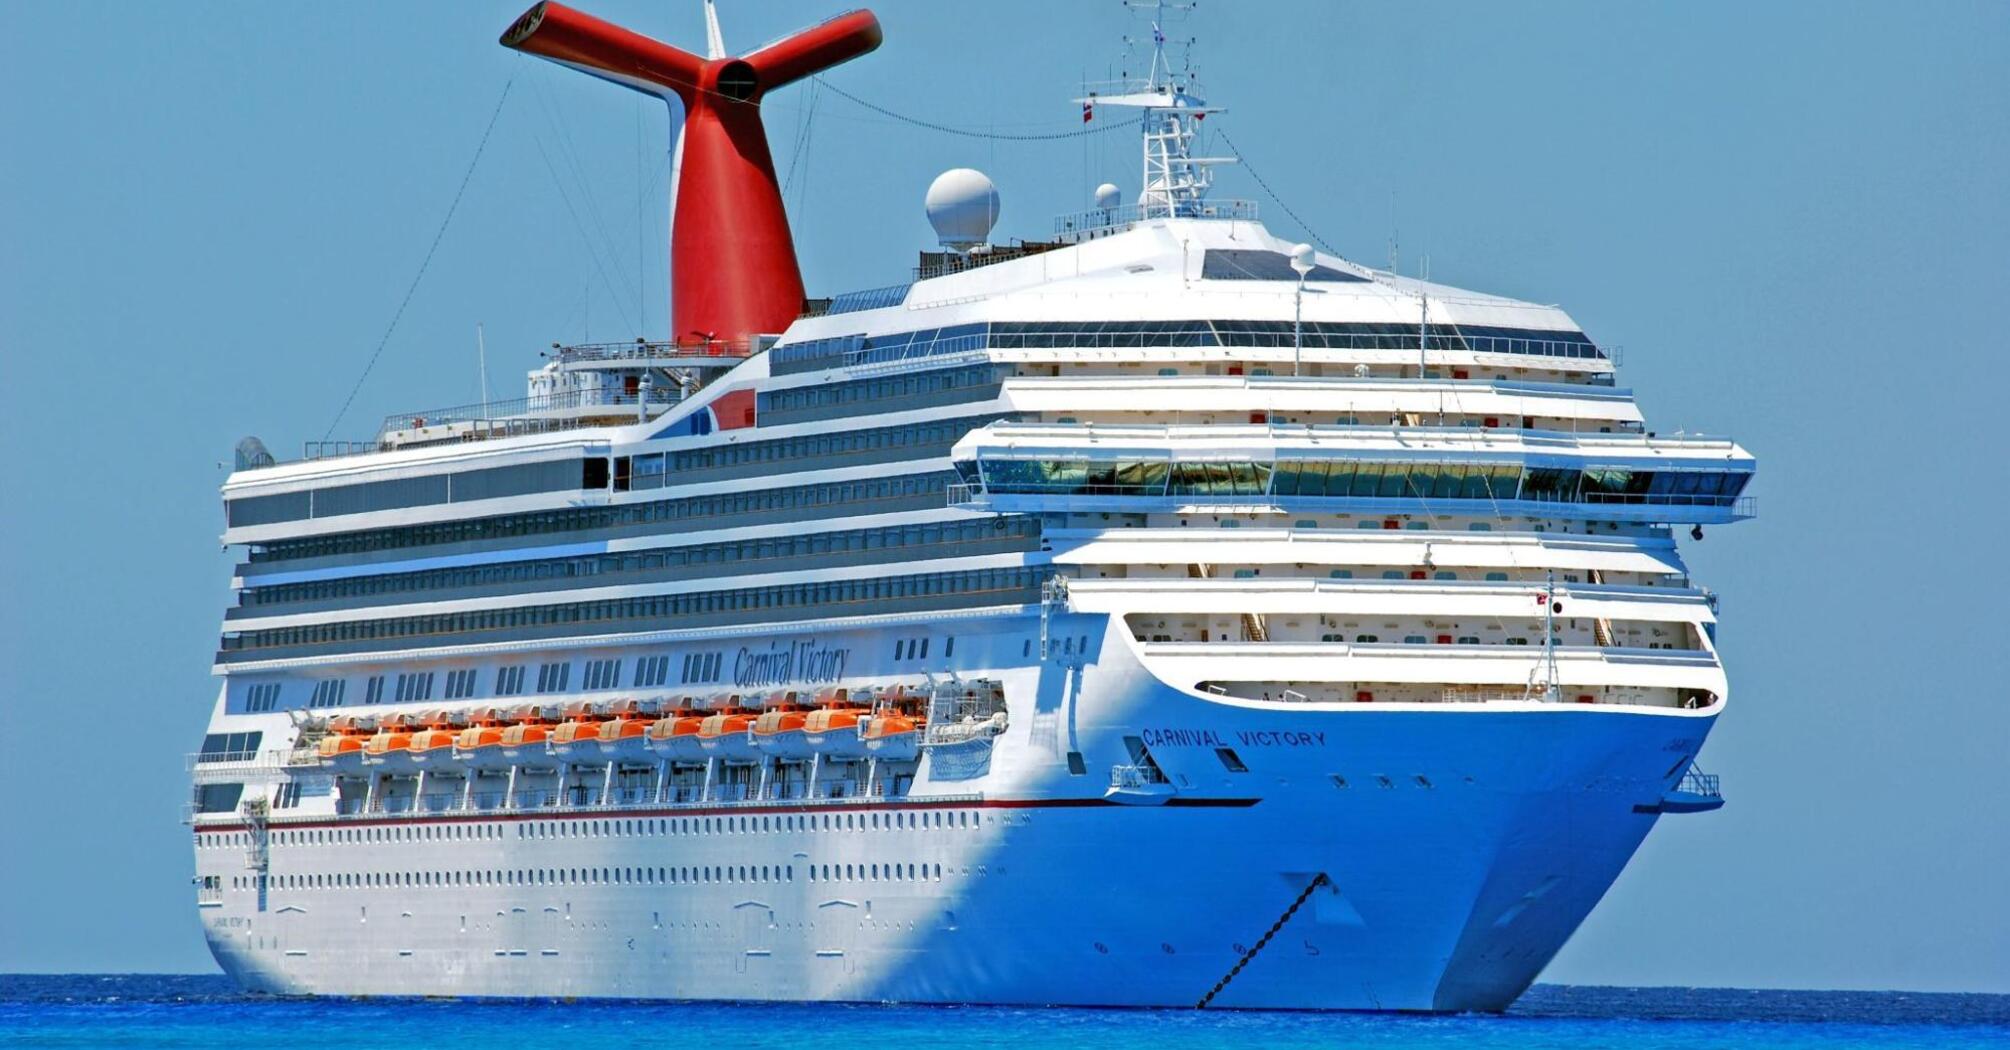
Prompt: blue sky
<box><xmin>2</xmin><ymin>1</ymin><xmax>2005</xmax><ymax>990</ymax></box>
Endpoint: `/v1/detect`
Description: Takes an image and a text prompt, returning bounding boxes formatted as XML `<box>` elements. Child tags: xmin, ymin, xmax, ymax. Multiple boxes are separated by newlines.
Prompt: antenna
<box><xmin>1386</xmin><ymin>191</ymin><xmax>1398</xmax><ymax>272</ymax></box>
<box><xmin>476</xmin><ymin>322</ymin><xmax>491</xmax><ymax>417</ymax></box>
<box><xmin>1091</xmin><ymin>0</ymin><xmax>1233</xmax><ymax>220</ymax></box>
<box><xmin>702</xmin><ymin>0</ymin><xmax>726</xmax><ymax>59</ymax></box>
<box><xmin>1542</xmin><ymin>571</ymin><xmax>1561</xmax><ymax>703</ymax></box>
<box><xmin>1289</xmin><ymin>243</ymin><xmax>1314</xmax><ymax>377</ymax></box>
<box><xmin>1417</xmin><ymin>292</ymin><xmax>1429</xmax><ymax>379</ymax></box>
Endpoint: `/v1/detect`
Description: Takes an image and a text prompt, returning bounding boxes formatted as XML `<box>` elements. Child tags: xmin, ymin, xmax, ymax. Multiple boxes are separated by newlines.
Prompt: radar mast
<box><xmin>1081</xmin><ymin>0</ymin><xmax>1234</xmax><ymax>219</ymax></box>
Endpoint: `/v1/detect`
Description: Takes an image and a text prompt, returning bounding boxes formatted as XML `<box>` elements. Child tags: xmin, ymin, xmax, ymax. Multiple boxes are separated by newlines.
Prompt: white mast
<box><xmin>702</xmin><ymin>0</ymin><xmax>726</xmax><ymax>59</ymax></box>
<box><xmin>1083</xmin><ymin>0</ymin><xmax>1234</xmax><ymax>220</ymax></box>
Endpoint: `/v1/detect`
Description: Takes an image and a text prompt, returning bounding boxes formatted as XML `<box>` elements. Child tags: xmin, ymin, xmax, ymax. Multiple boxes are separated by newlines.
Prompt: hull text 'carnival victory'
<box><xmin>189</xmin><ymin>1</ymin><xmax>1754</xmax><ymax>1011</ymax></box>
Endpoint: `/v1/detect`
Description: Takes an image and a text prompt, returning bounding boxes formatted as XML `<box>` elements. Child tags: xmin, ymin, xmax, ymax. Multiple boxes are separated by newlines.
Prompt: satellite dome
<box><xmin>926</xmin><ymin>168</ymin><xmax>1000</xmax><ymax>250</ymax></box>
<box><xmin>1094</xmin><ymin>183</ymin><xmax>1121</xmax><ymax>210</ymax></box>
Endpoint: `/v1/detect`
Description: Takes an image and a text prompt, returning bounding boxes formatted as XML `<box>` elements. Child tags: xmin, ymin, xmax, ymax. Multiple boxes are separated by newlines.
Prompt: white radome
<box><xmin>925</xmin><ymin>168</ymin><xmax>1000</xmax><ymax>249</ymax></box>
<box><xmin>1094</xmin><ymin>182</ymin><xmax>1121</xmax><ymax>210</ymax></box>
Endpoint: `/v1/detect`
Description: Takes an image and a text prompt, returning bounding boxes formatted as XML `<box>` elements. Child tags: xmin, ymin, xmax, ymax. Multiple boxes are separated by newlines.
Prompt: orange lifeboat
<box><xmin>644</xmin><ymin>698</ymin><xmax>709</xmax><ymax>764</ymax></box>
<box><xmin>498</xmin><ymin>704</ymin><xmax>560</xmax><ymax>764</ymax></box>
<box><xmin>696</xmin><ymin>698</ymin><xmax>760</xmax><ymax>762</ymax></box>
<box><xmin>593</xmin><ymin>698</ymin><xmax>659</xmax><ymax>762</ymax></box>
<box><xmin>452</xmin><ymin>708</ymin><xmax>511</xmax><ymax>769</ymax></box>
<box><xmin>752</xmin><ymin>691</ymin><xmax>814</xmax><ymax>759</ymax></box>
<box><xmin>547</xmin><ymin>701</ymin><xmax>608</xmax><ymax>760</ymax></box>
<box><xmin>361</xmin><ymin>713</ymin><xmax>422</xmax><ymax>770</ymax></box>
<box><xmin>316</xmin><ymin>715</ymin><xmax>376</xmax><ymax>771</ymax></box>
<box><xmin>802</xmin><ymin>688</ymin><xmax>870</xmax><ymax>759</ymax></box>
<box><xmin>405</xmin><ymin>709</ymin><xmax>467</xmax><ymax>767</ymax></box>
<box><xmin>863</xmin><ymin>687</ymin><xmax>928</xmax><ymax>761</ymax></box>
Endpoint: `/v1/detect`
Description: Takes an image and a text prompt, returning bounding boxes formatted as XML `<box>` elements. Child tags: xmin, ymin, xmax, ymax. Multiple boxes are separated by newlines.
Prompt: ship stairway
<box><xmin>1587</xmin><ymin>569</ymin><xmax>1616</xmax><ymax>647</ymax></box>
<box><xmin>239</xmin><ymin>797</ymin><xmax>271</xmax><ymax>873</ymax></box>
<box><xmin>1186</xmin><ymin>564</ymin><xmax>1268</xmax><ymax>642</ymax></box>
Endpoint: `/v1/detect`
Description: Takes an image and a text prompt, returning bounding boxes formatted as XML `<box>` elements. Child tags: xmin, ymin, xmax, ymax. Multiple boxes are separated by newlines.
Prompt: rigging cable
<box><xmin>1214</xmin><ymin>126</ymin><xmax>1341</xmax><ymax>259</ymax></box>
<box><xmin>528</xmin><ymin>68</ymin><xmax>644</xmax><ymax>325</ymax></box>
<box><xmin>813</xmin><ymin>76</ymin><xmax>1143</xmax><ymax>141</ymax></box>
<box><xmin>323</xmin><ymin>76</ymin><xmax>515</xmax><ymax>441</ymax></box>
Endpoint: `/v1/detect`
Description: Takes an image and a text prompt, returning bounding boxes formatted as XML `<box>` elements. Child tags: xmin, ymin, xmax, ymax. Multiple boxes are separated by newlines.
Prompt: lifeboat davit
<box><xmin>316</xmin><ymin>715</ymin><xmax>376</xmax><ymax>772</ymax></box>
<box><xmin>405</xmin><ymin>710</ymin><xmax>466</xmax><ymax>767</ymax></box>
<box><xmin>547</xmin><ymin>701</ymin><xmax>607</xmax><ymax>761</ymax></box>
<box><xmin>644</xmin><ymin>699</ymin><xmax>712</xmax><ymax>764</ymax></box>
<box><xmin>697</xmin><ymin>700</ymin><xmax>761</xmax><ymax>762</ymax></box>
<box><xmin>452</xmin><ymin>707</ymin><xmax>512</xmax><ymax>769</ymax></box>
<box><xmin>751</xmin><ymin>691</ymin><xmax>813</xmax><ymax>759</ymax></box>
<box><xmin>594</xmin><ymin>698</ymin><xmax>660</xmax><ymax>762</ymax></box>
<box><xmin>361</xmin><ymin>713</ymin><xmax>422</xmax><ymax>771</ymax></box>
<box><xmin>498</xmin><ymin>704</ymin><xmax>560</xmax><ymax>766</ymax></box>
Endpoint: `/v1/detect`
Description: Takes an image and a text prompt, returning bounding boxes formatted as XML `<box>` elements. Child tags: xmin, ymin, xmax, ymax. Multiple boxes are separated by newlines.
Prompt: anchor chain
<box><xmin>1195</xmin><ymin>872</ymin><xmax>1330</xmax><ymax>1009</ymax></box>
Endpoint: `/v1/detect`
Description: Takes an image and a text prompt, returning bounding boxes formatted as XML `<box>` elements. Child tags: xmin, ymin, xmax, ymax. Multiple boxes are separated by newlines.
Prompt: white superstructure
<box><xmin>188</xmin><ymin>5</ymin><xmax>1750</xmax><ymax>1011</ymax></box>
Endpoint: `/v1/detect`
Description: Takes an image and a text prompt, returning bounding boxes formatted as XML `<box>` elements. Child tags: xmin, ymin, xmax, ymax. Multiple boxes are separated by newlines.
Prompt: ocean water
<box><xmin>1</xmin><ymin>976</ymin><xmax>2005</xmax><ymax>1049</ymax></box>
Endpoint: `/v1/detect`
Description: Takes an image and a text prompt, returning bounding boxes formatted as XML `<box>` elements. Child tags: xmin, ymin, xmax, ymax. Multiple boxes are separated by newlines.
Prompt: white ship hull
<box><xmin>195</xmin><ymin>616</ymin><xmax>1717</xmax><ymax>1011</ymax></box>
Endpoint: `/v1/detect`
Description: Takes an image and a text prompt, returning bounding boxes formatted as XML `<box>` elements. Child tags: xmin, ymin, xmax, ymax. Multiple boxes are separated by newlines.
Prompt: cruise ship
<box><xmin>189</xmin><ymin>0</ymin><xmax>1753</xmax><ymax>1011</ymax></box>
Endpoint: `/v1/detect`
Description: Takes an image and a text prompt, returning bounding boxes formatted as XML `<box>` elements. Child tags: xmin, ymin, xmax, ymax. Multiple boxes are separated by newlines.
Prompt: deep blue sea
<box><xmin>2</xmin><ymin>975</ymin><xmax>2005</xmax><ymax>1049</ymax></box>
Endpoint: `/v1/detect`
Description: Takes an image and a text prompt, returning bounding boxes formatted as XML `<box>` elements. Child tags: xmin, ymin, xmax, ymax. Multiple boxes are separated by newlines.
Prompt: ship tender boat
<box><xmin>359</xmin><ymin>713</ymin><xmax>421</xmax><ymax>772</ymax></box>
<box><xmin>547</xmin><ymin>702</ymin><xmax>608</xmax><ymax>761</ymax></box>
<box><xmin>696</xmin><ymin>702</ymin><xmax>761</xmax><ymax>763</ymax></box>
<box><xmin>593</xmin><ymin>698</ymin><xmax>660</xmax><ymax>762</ymax></box>
<box><xmin>314</xmin><ymin>715</ymin><xmax>374</xmax><ymax>772</ymax></box>
<box><xmin>189</xmin><ymin>0</ymin><xmax>1752</xmax><ymax>1012</ymax></box>
<box><xmin>752</xmin><ymin>692</ymin><xmax>815</xmax><ymax>759</ymax></box>
<box><xmin>496</xmin><ymin>705</ymin><xmax>559</xmax><ymax>768</ymax></box>
<box><xmin>799</xmin><ymin>697</ymin><xmax>872</xmax><ymax>759</ymax></box>
<box><xmin>402</xmin><ymin>710</ymin><xmax>464</xmax><ymax>768</ymax></box>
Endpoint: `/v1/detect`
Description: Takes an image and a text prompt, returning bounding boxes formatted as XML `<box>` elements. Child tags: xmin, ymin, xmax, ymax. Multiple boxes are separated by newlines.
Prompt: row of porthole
<box><xmin>236</xmin><ymin>857</ymin><xmax>956</xmax><ymax>895</ymax></box>
<box><xmin>514</xmin><ymin>810</ymin><xmax>983</xmax><ymax>839</ymax></box>
<box><xmin>202</xmin><ymin>808</ymin><xmax>986</xmax><ymax>851</ymax></box>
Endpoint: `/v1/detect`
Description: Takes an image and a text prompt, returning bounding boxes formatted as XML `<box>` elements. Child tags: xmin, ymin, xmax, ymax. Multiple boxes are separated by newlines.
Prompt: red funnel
<box><xmin>501</xmin><ymin>3</ymin><xmax>883</xmax><ymax>346</ymax></box>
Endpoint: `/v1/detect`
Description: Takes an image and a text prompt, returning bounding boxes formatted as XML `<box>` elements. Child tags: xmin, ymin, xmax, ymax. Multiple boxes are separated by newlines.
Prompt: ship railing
<box><xmin>1440</xmin><ymin>686</ymin><xmax>1528</xmax><ymax>704</ymax></box>
<box><xmin>1054</xmin><ymin>198</ymin><xmax>1259</xmax><ymax>239</ymax></box>
<box><xmin>187</xmin><ymin>747</ymin><xmax>297</xmax><ymax>777</ymax></box>
<box><xmin>552</xmin><ymin>337</ymin><xmax>756</xmax><ymax>364</ymax></box>
<box><xmin>945</xmin><ymin>482</ymin><xmax>984</xmax><ymax>507</ymax></box>
<box><xmin>1677</xmin><ymin>768</ymin><xmax>1722</xmax><ymax>799</ymax></box>
<box><xmin>288</xmin><ymin>389</ymin><xmax>686</xmax><ymax>465</ymax></box>
<box><xmin>186</xmin><ymin>749</ymin><xmax>264</xmax><ymax>769</ymax></box>
<box><xmin>376</xmin><ymin>386</ymin><xmax>684</xmax><ymax>441</ymax></box>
